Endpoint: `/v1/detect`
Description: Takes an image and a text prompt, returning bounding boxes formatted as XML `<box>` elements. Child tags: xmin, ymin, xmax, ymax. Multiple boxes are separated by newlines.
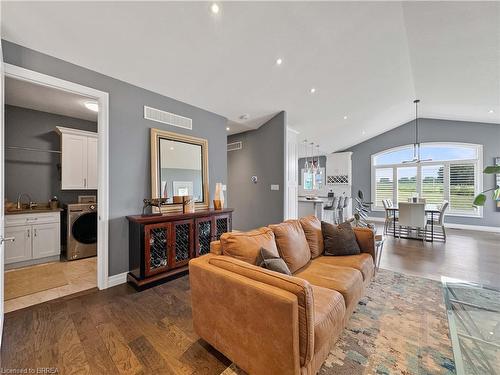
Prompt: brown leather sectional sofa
<box><xmin>189</xmin><ymin>215</ymin><xmax>375</xmax><ymax>375</ymax></box>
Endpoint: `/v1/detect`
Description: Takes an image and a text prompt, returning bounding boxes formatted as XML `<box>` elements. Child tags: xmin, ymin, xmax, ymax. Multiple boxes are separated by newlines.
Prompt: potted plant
<box><xmin>473</xmin><ymin>165</ymin><xmax>500</xmax><ymax>206</ymax></box>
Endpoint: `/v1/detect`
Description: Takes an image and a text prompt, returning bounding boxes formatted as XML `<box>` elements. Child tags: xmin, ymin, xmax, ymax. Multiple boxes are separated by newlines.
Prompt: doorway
<box><xmin>1</xmin><ymin>64</ymin><xmax>109</xmax><ymax>315</ymax></box>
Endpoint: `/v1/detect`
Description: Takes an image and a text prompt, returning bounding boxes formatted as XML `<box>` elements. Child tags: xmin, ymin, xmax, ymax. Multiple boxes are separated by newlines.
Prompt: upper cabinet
<box><xmin>56</xmin><ymin>127</ymin><xmax>98</xmax><ymax>190</ymax></box>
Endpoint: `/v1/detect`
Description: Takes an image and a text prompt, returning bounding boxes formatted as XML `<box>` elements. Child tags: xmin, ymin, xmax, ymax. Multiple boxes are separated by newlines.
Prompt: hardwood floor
<box><xmin>1</xmin><ymin>228</ymin><xmax>498</xmax><ymax>374</ymax></box>
<box><xmin>1</xmin><ymin>276</ymin><xmax>232</xmax><ymax>375</ymax></box>
<box><xmin>378</xmin><ymin>227</ymin><xmax>500</xmax><ymax>287</ymax></box>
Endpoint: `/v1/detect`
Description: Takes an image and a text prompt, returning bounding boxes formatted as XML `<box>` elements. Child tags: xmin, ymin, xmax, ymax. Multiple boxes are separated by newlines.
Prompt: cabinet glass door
<box><xmin>144</xmin><ymin>223</ymin><xmax>170</xmax><ymax>276</ymax></box>
<box><xmin>214</xmin><ymin>214</ymin><xmax>231</xmax><ymax>241</ymax></box>
<box><xmin>195</xmin><ymin>217</ymin><xmax>212</xmax><ymax>256</ymax></box>
<box><xmin>170</xmin><ymin>219</ymin><xmax>193</xmax><ymax>268</ymax></box>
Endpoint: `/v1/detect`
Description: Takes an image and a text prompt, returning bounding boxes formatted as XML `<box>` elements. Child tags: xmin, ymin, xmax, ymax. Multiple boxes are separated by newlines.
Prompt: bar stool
<box><xmin>336</xmin><ymin>196</ymin><xmax>345</xmax><ymax>224</ymax></box>
<box><xmin>323</xmin><ymin>195</ymin><xmax>338</xmax><ymax>224</ymax></box>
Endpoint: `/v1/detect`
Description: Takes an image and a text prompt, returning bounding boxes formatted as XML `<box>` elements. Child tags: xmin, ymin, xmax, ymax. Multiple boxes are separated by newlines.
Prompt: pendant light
<box><xmin>303</xmin><ymin>140</ymin><xmax>309</xmax><ymax>172</ymax></box>
<box><xmin>403</xmin><ymin>99</ymin><xmax>432</xmax><ymax>163</ymax></box>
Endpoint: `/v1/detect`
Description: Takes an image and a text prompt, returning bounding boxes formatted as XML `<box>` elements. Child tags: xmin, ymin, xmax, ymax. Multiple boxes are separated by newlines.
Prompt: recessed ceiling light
<box><xmin>169</xmin><ymin>146</ymin><xmax>174</xmax><ymax>151</ymax></box>
<box><xmin>488</xmin><ymin>109</ymin><xmax>495</xmax><ymax>114</ymax></box>
<box><xmin>310</xmin><ymin>88</ymin><xmax>316</xmax><ymax>94</ymax></box>
<box><xmin>362</xmin><ymin>130</ymin><xmax>366</xmax><ymax>135</ymax></box>
<box><xmin>226</xmin><ymin>127</ymin><xmax>230</xmax><ymax>131</ymax></box>
<box><xmin>276</xmin><ymin>58</ymin><xmax>283</xmax><ymax>65</ymax></box>
<box><xmin>210</xmin><ymin>3</ymin><xmax>219</xmax><ymax>14</ymax></box>
<box><xmin>343</xmin><ymin>115</ymin><xmax>348</xmax><ymax>120</ymax></box>
<box><xmin>84</xmin><ymin>101</ymin><xmax>98</xmax><ymax>112</ymax></box>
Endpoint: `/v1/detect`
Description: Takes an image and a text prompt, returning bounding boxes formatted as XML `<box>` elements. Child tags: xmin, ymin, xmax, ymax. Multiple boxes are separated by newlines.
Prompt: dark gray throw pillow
<box><xmin>256</xmin><ymin>247</ymin><xmax>292</xmax><ymax>275</ymax></box>
<box><xmin>321</xmin><ymin>221</ymin><xmax>361</xmax><ymax>256</ymax></box>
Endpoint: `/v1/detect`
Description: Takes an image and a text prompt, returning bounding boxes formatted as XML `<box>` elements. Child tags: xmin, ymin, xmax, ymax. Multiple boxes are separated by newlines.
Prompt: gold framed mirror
<box><xmin>150</xmin><ymin>128</ymin><xmax>209</xmax><ymax>213</ymax></box>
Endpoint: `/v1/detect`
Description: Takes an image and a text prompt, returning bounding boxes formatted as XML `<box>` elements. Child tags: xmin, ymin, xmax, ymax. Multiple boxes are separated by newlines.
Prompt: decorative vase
<box><xmin>214</xmin><ymin>183</ymin><xmax>224</xmax><ymax>210</ymax></box>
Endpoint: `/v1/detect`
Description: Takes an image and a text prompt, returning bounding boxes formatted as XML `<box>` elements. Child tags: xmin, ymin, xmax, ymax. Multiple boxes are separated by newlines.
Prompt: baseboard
<box><xmin>107</xmin><ymin>272</ymin><xmax>128</xmax><ymax>288</ymax></box>
<box><xmin>443</xmin><ymin>223</ymin><xmax>500</xmax><ymax>233</ymax></box>
<box><xmin>367</xmin><ymin>216</ymin><xmax>500</xmax><ymax>233</ymax></box>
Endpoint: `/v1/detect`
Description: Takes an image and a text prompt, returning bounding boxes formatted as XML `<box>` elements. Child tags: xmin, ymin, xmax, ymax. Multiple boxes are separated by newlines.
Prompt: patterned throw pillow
<box><xmin>256</xmin><ymin>247</ymin><xmax>292</xmax><ymax>275</ymax></box>
<box><xmin>321</xmin><ymin>221</ymin><xmax>361</xmax><ymax>256</ymax></box>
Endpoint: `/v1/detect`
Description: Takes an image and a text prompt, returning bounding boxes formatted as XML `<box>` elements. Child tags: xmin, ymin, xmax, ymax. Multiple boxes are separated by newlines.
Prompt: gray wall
<box><xmin>227</xmin><ymin>111</ymin><xmax>286</xmax><ymax>230</ymax></box>
<box><xmin>5</xmin><ymin>105</ymin><xmax>97</xmax><ymax>205</ymax></box>
<box><xmin>2</xmin><ymin>40</ymin><xmax>228</xmax><ymax>276</ymax></box>
<box><xmin>345</xmin><ymin>118</ymin><xmax>500</xmax><ymax>227</ymax></box>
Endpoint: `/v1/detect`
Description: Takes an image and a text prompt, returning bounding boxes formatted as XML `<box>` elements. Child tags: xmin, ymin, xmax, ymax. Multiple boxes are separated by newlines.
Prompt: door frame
<box><xmin>3</xmin><ymin>63</ymin><xmax>110</xmax><ymax>290</ymax></box>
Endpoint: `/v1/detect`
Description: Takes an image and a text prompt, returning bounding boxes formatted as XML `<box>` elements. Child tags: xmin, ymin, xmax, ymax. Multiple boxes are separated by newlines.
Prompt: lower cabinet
<box><xmin>127</xmin><ymin>209</ymin><xmax>233</xmax><ymax>289</ymax></box>
<box><xmin>5</xmin><ymin>225</ymin><xmax>31</xmax><ymax>264</ymax></box>
<box><xmin>5</xmin><ymin>212</ymin><xmax>61</xmax><ymax>266</ymax></box>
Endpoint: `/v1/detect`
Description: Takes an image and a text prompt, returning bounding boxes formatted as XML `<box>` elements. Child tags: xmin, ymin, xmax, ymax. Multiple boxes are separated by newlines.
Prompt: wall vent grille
<box><xmin>144</xmin><ymin>106</ymin><xmax>192</xmax><ymax>130</ymax></box>
<box><xmin>327</xmin><ymin>175</ymin><xmax>349</xmax><ymax>185</ymax></box>
<box><xmin>227</xmin><ymin>141</ymin><xmax>242</xmax><ymax>152</ymax></box>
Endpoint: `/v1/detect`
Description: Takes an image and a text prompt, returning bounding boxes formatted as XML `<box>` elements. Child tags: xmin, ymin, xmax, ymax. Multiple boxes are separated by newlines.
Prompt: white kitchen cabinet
<box><xmin>5</xmin><ymin>212</ymin><xmax>61</xmax><ymax>266</ymax></box>
<box><xmin>5</xmin><ymin>225</ymin><xmax>32</xmax><ymax>264</ymax></box>
<box><xmin>56</xmin><ymin>126</ymin><xmax>98</xmax><ymax>190</ymax></box>
<box><xmin>86</xmin><ymin>136</ymin><xmax>98</xmax><ymax>189</ymax></box>
<box><xmin>32</xmin><ymin>223</ymin><xmax>61</xmax><ymax>259</ymax></box>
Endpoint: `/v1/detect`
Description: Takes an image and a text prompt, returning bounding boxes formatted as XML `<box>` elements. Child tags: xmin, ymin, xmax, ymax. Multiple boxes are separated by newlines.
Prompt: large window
<box><xmin>371</xmin><ymin>143</ymin><xmax>482</xmax><ymax>216</ymax></box>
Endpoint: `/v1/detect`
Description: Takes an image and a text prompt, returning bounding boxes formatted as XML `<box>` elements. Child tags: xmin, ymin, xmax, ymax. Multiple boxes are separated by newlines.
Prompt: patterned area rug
<box><xmin>225</xmin><ymin>269</ymin><xmax>455</xmax><ymax>375</ymax></box>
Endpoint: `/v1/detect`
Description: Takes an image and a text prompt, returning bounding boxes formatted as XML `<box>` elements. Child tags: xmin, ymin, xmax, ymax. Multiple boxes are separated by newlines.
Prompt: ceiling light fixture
<box><xmin>276</xmin><ymin>58</ymin><xmax>283</xmax><ymax>65</ymax></box>
<box><xmin>310</xmin><ymin>88</ymin><xmax>316</xmax><ymax>94</ymax></box>
<box><xmin>488</xmin><ymin>109</ymin><xmax>495</xmax><ymax>114</ymax></box>
<box><xmin>84</xmin><ymin>101</ymin><xmax>98</xmax><ymax>112</ymax></box>
<box><xmin>362</xmin><ymin>130</ymin><xmax>366</xmax><ymax>135</ymax></box>
<box><xmin>226</xmin><ymin>127</ymin><xmax>230</xmax><ymax>131</ymax></box>
<box><xmin>403</xmin><ymin>99</ymin><xmax>432</xmax><ymax>164</ymax></box>
<box><xmin>210</xmin><ymin>3</ymin><xmax>219</xmax><ymax>14</ymax></box>
<box><xmin>343</xmin><ymin>115</ymin><xmax>348</xmax><ymax>120</ymax></box>
<box><xmin>170</xmin><ymin>147</ymin><xmax>174</xmax><ymax>151</ymax></box>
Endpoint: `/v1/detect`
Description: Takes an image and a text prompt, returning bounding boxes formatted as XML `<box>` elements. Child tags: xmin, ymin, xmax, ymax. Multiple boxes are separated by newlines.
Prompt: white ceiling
<box><xmin>2</xmin><ymin>2</ymin><xmax>499</xmax><ymax>153</ymax></box>
<box><xmin>5</xmin><ymin>76</ymin><xmax>98</xmax><ymax>122</ymax></box>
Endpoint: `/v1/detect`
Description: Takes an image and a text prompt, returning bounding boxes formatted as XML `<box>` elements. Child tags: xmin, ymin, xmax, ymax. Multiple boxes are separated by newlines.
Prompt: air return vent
<box><xmin>144</xmin><ymin>106</ymin><xmax>192</xmax><ymax>130</ymax></box>
<box><xmin>227</xmin><ymin>141</ymin><xmax>242</xmax><ymax>152</ymax></box>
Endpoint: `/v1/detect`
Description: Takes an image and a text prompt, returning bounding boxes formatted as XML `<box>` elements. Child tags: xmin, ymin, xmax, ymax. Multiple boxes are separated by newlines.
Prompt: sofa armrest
<box><xmin>189</xmin><ymin>255</ymin><xmax>311</xmax><ymax>375</ymax></box>
<box><xmin>353</xmin><ymin>227</ymin><xmax>376</xmax><ymax>260</ymax></box>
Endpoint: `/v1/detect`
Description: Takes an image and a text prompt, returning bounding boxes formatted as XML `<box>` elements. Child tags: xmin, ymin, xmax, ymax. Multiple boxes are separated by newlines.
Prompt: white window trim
<box><xmin>371</xmin><ymin>143</ymin><xmax>483</xmax><ymax>218</ymax></box>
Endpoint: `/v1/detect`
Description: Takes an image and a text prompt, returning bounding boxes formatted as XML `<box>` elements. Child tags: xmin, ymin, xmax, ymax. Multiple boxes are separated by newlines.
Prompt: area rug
<box><xmin>5</xmin><ymin>262</ymin><xmax>68</xmax><ymax>300</ymax></box>
<box><xmin>224</xmin><ymin>269</ymin><xmax>455</xmax><ymax>375</ymax></box>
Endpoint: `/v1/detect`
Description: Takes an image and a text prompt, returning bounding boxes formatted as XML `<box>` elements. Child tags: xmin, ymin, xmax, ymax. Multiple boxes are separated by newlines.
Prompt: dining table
<box><xmin>386</xmin><ymin>204</ymin><xmax>441</xmax><ymax>242</ymax></box>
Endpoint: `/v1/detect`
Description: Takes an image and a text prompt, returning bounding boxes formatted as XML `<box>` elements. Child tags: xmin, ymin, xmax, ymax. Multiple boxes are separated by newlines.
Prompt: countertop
<box><xmin>298</xmin><ymin>197</ymin><xmax>325</xmax><ymax>203</ymax></box>
<box><xmin>5</xmin><ymin>207</ymin><xmax>63</xmax><ymax>215</ymax></box>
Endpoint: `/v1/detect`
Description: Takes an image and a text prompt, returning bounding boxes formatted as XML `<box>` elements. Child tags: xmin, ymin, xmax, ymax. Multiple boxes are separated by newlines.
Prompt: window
<box><xmin>375</xmin><ymin>168</ymin><xmax>393</xmax><ymax>207</ymax></box>
<box><xmin>371</xmin><ymin>143</ymin><xmax>482</xmax><ymax>216</ymax></box>
<box><xmin>397</xmin><ymin>167</ymin><xmax>417</xmax><ymax>203</ymax></box>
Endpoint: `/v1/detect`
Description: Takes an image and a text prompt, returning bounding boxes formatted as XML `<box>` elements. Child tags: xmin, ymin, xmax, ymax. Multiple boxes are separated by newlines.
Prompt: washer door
<box><xmin>72</xmin><ymin>211</ymin><xmax>97</xmax><ymax>244</ymax></box>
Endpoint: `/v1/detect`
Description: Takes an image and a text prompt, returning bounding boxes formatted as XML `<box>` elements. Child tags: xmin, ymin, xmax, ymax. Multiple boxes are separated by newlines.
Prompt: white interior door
<box><xmin>0</xmin><ymin>38</ymin><xmax>6</xmax><ymax>345</ymax></box>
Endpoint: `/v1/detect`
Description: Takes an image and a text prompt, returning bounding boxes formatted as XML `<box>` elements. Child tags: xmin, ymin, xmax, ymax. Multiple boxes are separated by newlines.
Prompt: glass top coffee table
<box><xmin>441</xmin><ymin>277</ymin><xmax>500</xmax><ymax>374</ymax></box>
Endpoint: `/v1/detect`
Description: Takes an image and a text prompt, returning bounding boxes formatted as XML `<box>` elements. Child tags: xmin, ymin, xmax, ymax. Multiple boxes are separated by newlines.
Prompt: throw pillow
<box><xmin>220</xmin><ymin>227</ymin><xmax>279</xmax><ymax>265</ymax></box>
<box><xmin>321</xmin><ymin>221</ymin><xmax>361</xmax><ymax>256</ymax></box>
<box><xmin>256</xmin><ymin>247</ymin><xmax>292</xmax><ymax>275</ymax></box>
<box><xmin>268</xmin><ymin>220</ymin><xmax>311</xmax><ymax>273</ymax></box>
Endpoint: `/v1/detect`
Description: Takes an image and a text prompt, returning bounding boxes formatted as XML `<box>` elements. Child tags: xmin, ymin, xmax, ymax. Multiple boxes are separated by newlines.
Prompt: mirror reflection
<box><xmin>158</xmin><ymin>138</ymin><xmax>204</xmax><ymax>204</ymax></box>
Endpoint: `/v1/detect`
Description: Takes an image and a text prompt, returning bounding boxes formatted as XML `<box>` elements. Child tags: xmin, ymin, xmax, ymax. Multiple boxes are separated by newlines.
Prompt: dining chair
<box><xmin>382</xmin><ymin>199</ymin><xmax>392</xmax><ymax>235</ymax></box>
<box><xmin>398</xmin><ymin>202</ymin><xmax>426</xmax><ymax>240</ymax></box>
<box><xmin>427</xmin><ymin>200</ymin><xmax>449</xmax><ymax>242</ymax></box>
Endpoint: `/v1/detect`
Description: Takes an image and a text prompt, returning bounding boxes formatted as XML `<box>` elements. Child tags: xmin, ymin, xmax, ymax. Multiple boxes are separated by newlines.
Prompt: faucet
<box><xmin>16</xmin><ymin>193</ymin><xmax>36</xmax><ymax>210</ymax></box>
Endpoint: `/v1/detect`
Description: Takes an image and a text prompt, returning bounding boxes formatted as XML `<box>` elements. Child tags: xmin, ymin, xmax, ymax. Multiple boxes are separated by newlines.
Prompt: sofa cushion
<box><xmin>314</xmin><ymin>253</ymin><xmax>374</xmax><ymax>282</ymax></box>
<box><xmin>220</xmin><ymin>227</ymin><xmax>279</xmax><ymax>265</ymax></box>
<box><xmin>294</xmin><ymin>261</ymin><xmax>363</xmax><ymax>322</ymax></box>
<box><xmin>322</xmin><ymin>221</ymin><xmax>360</xmax><ymax>256</ymax></box>
<box><xmin>299</xmin><ymin>215</ymin><xmax>324</xmax><ymax>259</ymax></box>
<box><xmin>256</xmin><ymin>247</ymin><xmax>292</xmax><ymax>276</ymax></box>
<box><xmin>269</xmin><ymin>220</ymin><xmax>311</xmax><ymax>273</ymax></box>
<box><xmin>311</xmin><ymin>285</ymin><xmax>345</xmax><ymax>354</ymax></box>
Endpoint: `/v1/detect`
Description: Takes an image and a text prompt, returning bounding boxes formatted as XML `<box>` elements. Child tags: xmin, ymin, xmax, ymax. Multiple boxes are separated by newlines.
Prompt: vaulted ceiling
<box><xmin>2</xmin><ymin>1</ymin><xmax>499</xmax><ymax>152</ymax></box>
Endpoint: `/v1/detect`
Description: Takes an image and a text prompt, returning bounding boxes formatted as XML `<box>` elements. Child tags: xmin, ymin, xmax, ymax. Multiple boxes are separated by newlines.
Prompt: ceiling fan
<box><xmin>402</xmin><ymin>99</ymin><xmax>432</xmax><ymax>164</ymax></box>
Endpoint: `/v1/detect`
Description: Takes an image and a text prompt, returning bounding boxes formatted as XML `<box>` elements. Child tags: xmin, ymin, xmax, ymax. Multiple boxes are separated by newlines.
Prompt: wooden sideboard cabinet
<box><xmin>127</xmin><ymin>208</ymin><xmax>233</xmax><ymax>288</ymax></box>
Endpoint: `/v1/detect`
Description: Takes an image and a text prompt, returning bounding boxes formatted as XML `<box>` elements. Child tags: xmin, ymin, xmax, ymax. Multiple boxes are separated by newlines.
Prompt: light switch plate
<box><xmin>271</xmin><ymin>184</ymin><xmax>280</xmax><ymax>191</ymax></box>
